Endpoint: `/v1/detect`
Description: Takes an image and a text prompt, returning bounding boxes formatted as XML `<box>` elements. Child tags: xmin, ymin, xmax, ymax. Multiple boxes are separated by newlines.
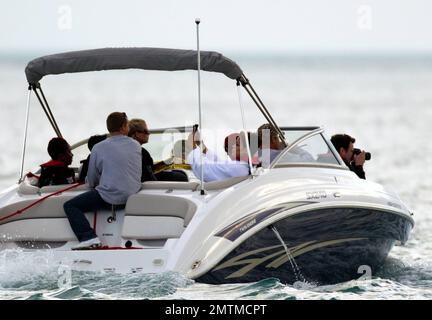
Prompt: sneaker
<box><xmin>72</xmin><ymin>237</ymin><xmax>102</xmax><ymax>250</ymax></box>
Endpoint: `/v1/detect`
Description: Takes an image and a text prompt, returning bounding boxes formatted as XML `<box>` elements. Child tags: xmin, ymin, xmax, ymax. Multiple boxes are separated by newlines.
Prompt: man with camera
<box><xmin>330</xmin><ymin>134</ymin><xmax>371</xmax><ymax>180</ymax></box>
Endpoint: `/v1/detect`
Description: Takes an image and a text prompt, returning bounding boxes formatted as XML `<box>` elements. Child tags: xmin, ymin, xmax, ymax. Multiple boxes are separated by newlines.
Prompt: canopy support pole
<box><xmin>195</xmin><ymin>18</ymin><xmax>206</xmax><ymax>195</ymax></box>
<box><xmin>19</xmin><ymin>88</ymin><xmax>32</xmax><ymax>183</ymax></box>
<box><xmin>39</xmin><ymin>86</ymin><xmax>63</xmax><ymax>138</ymax></box>
<box><xmin>236</xmin><ymin>81</ymin><xmax>254</xmax><ymax>176</ymax></box>
<box><xmin>31</xmin><ymin>84</ymin><xmax>63</xmax><ymax>138</ymax></box>
<box><xmin>239</xmin><ymin>75</ymin><xmax>287</xmax><ymax>147</ymax></box>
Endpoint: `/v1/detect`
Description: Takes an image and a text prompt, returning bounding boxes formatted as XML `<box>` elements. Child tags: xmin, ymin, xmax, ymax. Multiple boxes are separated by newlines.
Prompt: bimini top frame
<box><xmin>19</xmin><ymin>47</ymin><xmax>287</xmax><ymax>181</ymax></box>
<box><xmin>24</xmin><ymin>47</ymin><xmax>286</xmax><ymax>144</ymax></box>
<box><xmin>25</xmin><ymin>47</ymin><xmax>243</xmax><ymax>84</ymax></box>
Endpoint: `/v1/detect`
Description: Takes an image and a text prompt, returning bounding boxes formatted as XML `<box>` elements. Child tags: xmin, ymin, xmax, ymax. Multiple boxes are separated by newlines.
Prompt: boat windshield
<box><xmin>271</xmin><ymin>128</ymin><xmax>343</xmax><ymax>168</ymax></box>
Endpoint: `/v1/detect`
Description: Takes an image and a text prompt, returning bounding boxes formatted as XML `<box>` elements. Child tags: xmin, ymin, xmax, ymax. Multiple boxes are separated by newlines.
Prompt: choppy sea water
<box><xmin>0</xmin><ymin>53</ymin><xmax>431</xmax><ymax>299</ymax></box>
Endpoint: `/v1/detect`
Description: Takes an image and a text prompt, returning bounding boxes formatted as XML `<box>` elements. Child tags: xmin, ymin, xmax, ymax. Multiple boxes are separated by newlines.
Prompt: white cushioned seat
<box><xmin>123</xmin><ymin>194</ymin><xmax>197</xmax><ymax>240</ymax></box>
<box><xmin>40</xmin><ymin>183</ymin><xmax>89</xmax><ymax>193</ymax></box>
<box><xmin>122</xmin><ymin>216</ymin><xmax>185</xmax><ymax>240</ymax></box>
<box><xmin>18</xmin><ymin>181</ymin><xmax>89</xmax><ymax>195</ymax></box>
<box><xmin>0</xmin><ymin>197</ymin><xmax>74</xmax><ymax>224</ymax></box>
<box><xmin>125</xmin><ymin>194</ymin><xmax>197</xmax><ymax>226</ymax></box>
<box><xmin>141</xmin><ymin>181</ymin><xmax>199</xmax><ymax>191</ymax></box>
<box><xmin>0</xmin><ymin>218</ymin><xmax>76</xmax><ymax>242</ymax></box>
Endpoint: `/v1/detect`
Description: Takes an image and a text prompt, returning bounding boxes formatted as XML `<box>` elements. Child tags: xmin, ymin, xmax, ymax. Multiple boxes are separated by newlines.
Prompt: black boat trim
<box><xmin>214</xmin><ymin>201</ymin><xmax>314</xmax><ymax>241</ymax></box>
<box><xmin>214</xmin><ymin>201</ymin><xmax>414</xmax><ymax>243</ymax></box>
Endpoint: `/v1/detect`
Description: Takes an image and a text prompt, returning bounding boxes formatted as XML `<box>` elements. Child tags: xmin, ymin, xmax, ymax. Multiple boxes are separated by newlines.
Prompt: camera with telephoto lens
<box><xmin>353</xmin><ymin>148</ymin><xmax>371</xmax><ymax>161</ymax></box>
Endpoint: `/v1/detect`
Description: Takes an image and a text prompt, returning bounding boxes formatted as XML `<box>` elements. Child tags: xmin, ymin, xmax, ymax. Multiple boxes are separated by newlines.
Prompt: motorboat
<box><xmin>0</xmin><ymin>47</ymin><xmax>414</xmax><ymax>285</ymax></box>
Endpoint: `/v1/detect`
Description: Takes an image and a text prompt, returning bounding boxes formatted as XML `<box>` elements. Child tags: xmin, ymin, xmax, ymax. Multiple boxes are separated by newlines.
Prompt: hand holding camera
<box><xmin>353</xmin><ymin>148</ymin><xmax>371</xmax><ymax>166</ymax></box>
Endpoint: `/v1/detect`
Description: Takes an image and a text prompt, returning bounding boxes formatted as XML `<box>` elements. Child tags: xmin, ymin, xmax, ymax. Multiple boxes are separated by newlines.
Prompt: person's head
<box><xmin>257</xmin><ymin>124</ymin><xmax>282</xmax><ymax>150</ymax></box>
<box><xmin>128</xmin><ymin>118</ymin><xmax>150</xmax><ymax>145</ymax></box>
<box><xmin>224</xmin><ymin>133</ymin><xmax>239</xmax><ymax>159</ymax></box>
<box><xmin>225</xmin><ymin>132</ymin><xmax>251</xmax><ymax>161</ymax></box>
<box><xmin>87</xmin><ymin>134</ymin><xmax>108</xmax><ymax>151</ymax></box>
<box><xmin>47</xmin><ymin>137</ymin><xmax>73</xmax><ymax>165</ymax></box>
<box><xmin>330</xmin><ymin>134</ymin><xmax>355</xmax><ymax>163</ymax></box>
<box><xmin>106</xmin><ymin>112</ymin><xmax>129</xmax><ymax>135</ymax></box>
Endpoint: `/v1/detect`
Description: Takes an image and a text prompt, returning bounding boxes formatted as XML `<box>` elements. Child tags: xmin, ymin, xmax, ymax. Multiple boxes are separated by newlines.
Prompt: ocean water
<box><xmin>0</xmin><ymin>53</ymin><xmax>431</xmax><ymax>299</ymax></box>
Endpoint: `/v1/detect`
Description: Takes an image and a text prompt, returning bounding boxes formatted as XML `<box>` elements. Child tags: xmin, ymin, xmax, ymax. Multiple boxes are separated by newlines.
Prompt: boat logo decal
<box><xmin>306</xmin><ymin>190</ymin><xmax>327</xmax><ymax>200</ymax></box>
<box><xmin>212</xmin><ymin>238</ymin><xmax>365</xmax><ymax>279</ymax></box>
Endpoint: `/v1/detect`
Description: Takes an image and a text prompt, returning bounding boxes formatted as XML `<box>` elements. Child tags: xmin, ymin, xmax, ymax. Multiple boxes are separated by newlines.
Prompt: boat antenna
<box><xmin>18</xmin><ymin>86</ymin><xmax>32</xmax><ymax>183</ymax></box>
<box><xmin>195</xmin><ymin>18</ymin><xmax>206</xmax><ymax>195</ymax></box>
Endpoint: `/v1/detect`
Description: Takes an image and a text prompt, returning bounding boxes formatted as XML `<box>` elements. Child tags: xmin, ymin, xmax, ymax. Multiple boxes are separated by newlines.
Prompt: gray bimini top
<box><xmin>25</xmin><ymin>47</ymin><xmax>244</xmax><ymax>85</ymax></box>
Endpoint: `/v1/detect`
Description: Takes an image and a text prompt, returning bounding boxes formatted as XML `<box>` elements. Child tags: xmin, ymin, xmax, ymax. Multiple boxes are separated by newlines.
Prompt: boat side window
<box><xmin>277</xmin><ymin>134</ymin><xmax>339</xmax><ymax>165</ymax></box>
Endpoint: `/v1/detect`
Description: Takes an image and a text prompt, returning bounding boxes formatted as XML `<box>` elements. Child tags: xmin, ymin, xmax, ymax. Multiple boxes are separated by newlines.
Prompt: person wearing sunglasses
<box><xmin>128</xmin><ymin>118</ymin><xmax>188</xmax><ymax>182</ymax></box>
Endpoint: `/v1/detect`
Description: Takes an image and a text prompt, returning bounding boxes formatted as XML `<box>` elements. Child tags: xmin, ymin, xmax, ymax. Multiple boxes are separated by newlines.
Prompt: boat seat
<box><xmin>18</xmin><ymin>180</ymin><xmax>89</xmax><ymax>195</ymax></box>
<box><xmin>0</xmin><ymin>218</ymin><xmax>76</xmax><ymax>242</ymax></box>
<box><xmin>122</xmin><ymin>194</ymin><xmax>197</xmax><ymax>240</ymax></box>
<box><xmin>122</xmin><ymin>216</ymin><xmax>185</xmax><ymax>240</ymax></box>
<box><xmin>40</xmin><ymin>183</ymin><xmax>89</xmax><ymax>193</ymax></box>
<box><xmin>0</xmin><ymin>195</ymin><xmax>76</xmax><ymax>224</ymax></box>
<box><xmin>17</xmin><ymin>180</ymin><xmax>39</xmax><ymax>195</ymax></box>
<box><xmin>141</xmin><ymin>181</ymin><xmax>199</xmax><ymax>191</ymax></box>
<box><xmin>125</xmin><ymin>194</ymin><xmax>197</xmax><ymax>225</ymax></box>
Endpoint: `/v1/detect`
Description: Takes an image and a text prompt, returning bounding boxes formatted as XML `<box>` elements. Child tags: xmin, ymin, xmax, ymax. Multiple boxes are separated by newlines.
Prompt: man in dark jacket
<box><xmin>330</xmin><ymin>134</ymin><xmax>366</xmax><ymax>179</ymax></box>
<box><xmin>38</xmin><ymin>137</ymin><xmax>76</xmax><ymax>187</ymax></box>
<box><xmin>77</xmin><ymin>134</ymin><xmax>108</xmax><ymax>183</ymax></box>
<box><xmin>128</xmin><ymin>119</ymin><xmax>188</xmax><ymax>182</ymax></box>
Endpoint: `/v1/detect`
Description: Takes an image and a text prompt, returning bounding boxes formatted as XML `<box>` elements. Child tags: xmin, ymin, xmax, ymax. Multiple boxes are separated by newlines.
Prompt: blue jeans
<box><xmin>63</xmin><ymin>189</ymin><xmax>111</xmax><ymax>242</ymax></box>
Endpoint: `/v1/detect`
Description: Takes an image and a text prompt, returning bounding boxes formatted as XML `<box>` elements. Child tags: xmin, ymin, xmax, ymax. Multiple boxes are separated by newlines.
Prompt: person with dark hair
<box><xmin>128</xmin><ymin>118</ymin><xmax>188</xmax><ymax>182</ymax></box>
<box><xmin>224</xmin><ymin>132</ymin><xmax>259</xmax><ymax>164</ymax></box>
<box><xmin>63</xmin><ymin>112</ymin><xmax>142</xmax><ymax>249</ymax></box>
<box><xmin>256</xmin><ymin>123</ymin><xmax>284</xmax><ymax>167</ymax></box>
<box><xmin>38</xmin><ymin>137</ymin><xmax>75</xmax><ymax>188</ymax></box>
<box><xmin>330</xmin><ymin>134</ymin><xmax>366</xmax><ymax>179</ymax></box>
<box><xmin>77</xmin><ymin>134</ymin><xmax>108</xmax><ymax>183</ymax></box>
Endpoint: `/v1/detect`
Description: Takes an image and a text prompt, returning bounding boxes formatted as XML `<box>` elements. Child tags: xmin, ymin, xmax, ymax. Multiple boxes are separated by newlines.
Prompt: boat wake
<box><xmin>0</xmin><ymin>249</ymin><xmax>194</xmax><ymax>299</ymax></box>
<box><xmin>1</xmin><ymin>248</ymin><xmax>431</xmax><ymax>299</ymax></box>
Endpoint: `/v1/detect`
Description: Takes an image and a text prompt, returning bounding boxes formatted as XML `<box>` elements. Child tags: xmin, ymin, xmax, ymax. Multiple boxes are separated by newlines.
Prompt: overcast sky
<box><xmin>2</xmin><ymin>0</ymin><xmax>432</xmax><ymax>54</ymax></box>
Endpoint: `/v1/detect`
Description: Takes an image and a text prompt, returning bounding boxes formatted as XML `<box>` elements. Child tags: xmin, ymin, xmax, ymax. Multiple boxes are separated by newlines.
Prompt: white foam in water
<box><xmin>0</xmin><ymin>249</ymin><xmax>60</xmax><ymax>289</ymax></box>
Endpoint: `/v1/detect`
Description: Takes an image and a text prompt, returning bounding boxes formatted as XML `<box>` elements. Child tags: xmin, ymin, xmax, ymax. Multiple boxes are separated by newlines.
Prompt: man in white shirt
<box><xmin>186</xmin><ymin>131</ymin><xmax>250</xmax><ymax>182</ymax></box>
